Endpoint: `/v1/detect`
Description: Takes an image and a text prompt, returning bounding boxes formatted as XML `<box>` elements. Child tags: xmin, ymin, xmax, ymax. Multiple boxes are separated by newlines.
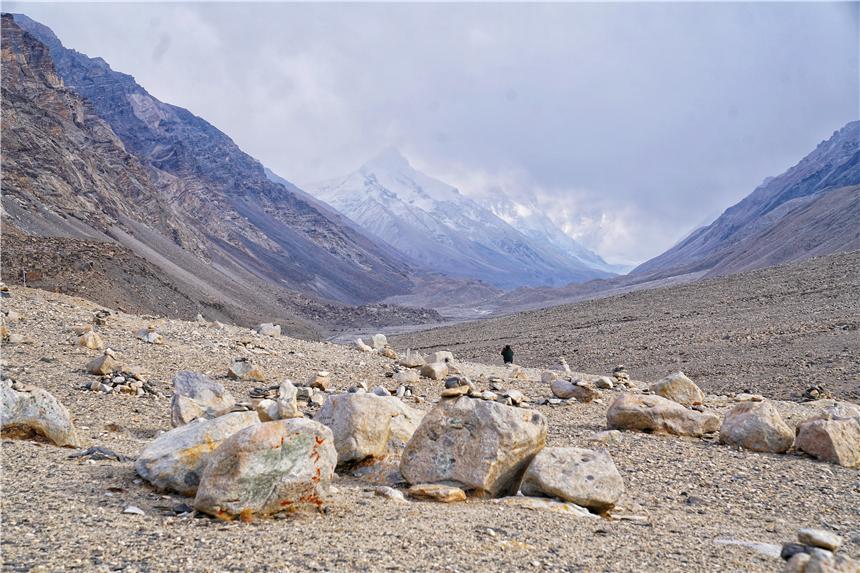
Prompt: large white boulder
<box><xmin>315</xmin><ymin>393</ymin><xmax>423</xmax><ymax>464</ymax></box>
<box><xmin>170</xmin><ymin>371</ymin><xmax>236</xmax><ymax>427</ymax></box>
<box><xmin>520</xmin><ymin>447</ymin><xmax>625</xmax><ymax>512</ymax></box>
<box><xmin>1</xmin><ymin>381</ymin><xmax>81</xmax><ymax>448</ymax></box>
<box><xmin>719</xmin><ymin>400</ymin><xmax>794</xmax><ymax>453</ymax></box>
<box><xmin>400</xmin><ymin>396</ymin><xmax>547</xmax><ymax>497</ymax></box>
<box><xmin>607</xmin><ymin>394</ymin><xmax>720</xmax><ymax>437</ymax></box>
<box><xmin>135</xmin><ymin>411</ymin><xmax>260</xmax><ymax>496</ymax></box>
<box><xmin>193</xmin><ymin>419</ymin><xmax>337</xmax><ymax>518</ymax></box>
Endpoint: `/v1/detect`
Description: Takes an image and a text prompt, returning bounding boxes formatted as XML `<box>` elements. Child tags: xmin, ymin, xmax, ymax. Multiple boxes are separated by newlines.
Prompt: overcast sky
<box><xmin>10</xmin><ymin>2</ymin><xmax>859</xmax><ymax>265</ymax></box>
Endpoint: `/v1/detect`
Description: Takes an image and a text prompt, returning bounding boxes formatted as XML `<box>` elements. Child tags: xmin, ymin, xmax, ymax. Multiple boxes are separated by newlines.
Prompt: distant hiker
<box><xmin>501</xmin><ymin>344</ymin><xmax>514</xmax><ymax>365</ymax></box>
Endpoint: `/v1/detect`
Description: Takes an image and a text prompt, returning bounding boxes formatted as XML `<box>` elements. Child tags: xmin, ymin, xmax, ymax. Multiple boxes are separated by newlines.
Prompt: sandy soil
<box><xmin>1</xmin><ymin>285</ymin><xmax>858</xmax><ymax>573</ymax></box>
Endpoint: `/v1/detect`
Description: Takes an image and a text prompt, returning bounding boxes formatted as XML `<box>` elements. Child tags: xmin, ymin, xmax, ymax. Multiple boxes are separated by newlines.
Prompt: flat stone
<box><xmin>407</xmin><ymin>483</ymin><xmax>466</xmax><ymax>503</ymax></box>
<box><xmin>798</xmin><ymin>528</ymin><xmax>842</xmax><ymax>551</ymax></box>
<box><xmin>607</xmin><ymin>394</ymin><xmax>720</xmax><ymax>437</ymax></box>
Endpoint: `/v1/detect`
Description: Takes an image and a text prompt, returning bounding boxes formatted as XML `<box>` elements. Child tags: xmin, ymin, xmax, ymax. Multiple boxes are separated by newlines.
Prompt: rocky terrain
<box><xmin>393</xmin><ymin>251</ymin><xmax>860</xmax><ymax>402</ymax></box>
<box><xmin>2</xmin><ymin>285</ymin><xmax>859</xmax><ymax>572</ymax></box>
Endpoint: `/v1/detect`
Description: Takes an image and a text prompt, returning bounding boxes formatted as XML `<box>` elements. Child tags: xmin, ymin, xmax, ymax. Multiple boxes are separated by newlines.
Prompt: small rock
<box><xmin>256</xmin><ymin>323</ymin><xmax>281</xmax><ymax>337</ymax></box>
<box><xmin>355</xmin><ymin>338</ymin><xmax>373</xmax><ymax>353</ymax></box>
<box><xmin>441</xmin><ymin>385</ymin><xmax>470</xmax><ymax>398</ymax></box>
<box><xmin>371</xmin><ymin>333</ymin><xmax>389</xmax><ymax>350</ymax></box>
<box><xmin>430</xmin><ymin>351</ymin><xmax>454</xmax><ymax>363</ymax></box>
<box><xmin>398</xmin><ymin>349</ymin><xmax>425</xmax><ymax>368</ymax></box>
<box><xmin>307</xmin><ymin>371</ymin><xmax>331</xmax><ymax>392</ymax></box>
<box><xmin>86</xmin><ymin>353</ymin><xmax>117</xmax><ymax>376</ymax></box>
<box><xmin>228</xmin><ymin>358</ymin><xmax>265</xmax><ymax>382</ymax></box>
<box><xmin>420</xmin><ymin>362</ymin><xmax>448</xmax><ymax>381</ymax></box>
<box><xmin>393</xmin><ymin>370</ymin><xmax>420</xmax><ymax>384</ymax></box>
<box><xmin>407</xmin><ymin>483</ymin><xmax>466</xmax><ymax>503</ymax></box>
<box><xmin>77</xmin><ymin>331</ymin><xmax>104</xmax><ymax>350</ymax></box>
<box><xmin>123</xmin><ymin>505</ymin><xmax>145</xmax><ymax>516</ymax></box>
<box><xmin>371</xmin><ymin>386</ymin><xmax>391</xmax><ymax>397</ymax></box>
<box><xmin>373</xmin><ymin>486</ymin><xmax>406</xmax><ymax>502</ymax></box>
<box><xmin>595</xmin><ymin>376</ymin><xmax>614</xmax><ymax>390</ymax></box>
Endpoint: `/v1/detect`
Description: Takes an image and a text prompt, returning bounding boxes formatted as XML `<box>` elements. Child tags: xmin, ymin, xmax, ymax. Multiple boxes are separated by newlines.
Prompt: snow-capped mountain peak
<box><xmin>308</xmin><ymin>151</ymin><xmax>619</xmax><ymax>288</ymax></box>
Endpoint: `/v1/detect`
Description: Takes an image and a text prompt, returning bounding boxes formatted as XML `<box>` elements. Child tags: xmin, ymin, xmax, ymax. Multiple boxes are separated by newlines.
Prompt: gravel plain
<box><xmin>393</xmin><ymin>251</ymin><xmax>860</xmax><ymax>402</ymax></box>
<box><xmin>1</xmin><ymin>280</ymin><xmax>859</xmax><ymax>573</ymax></box>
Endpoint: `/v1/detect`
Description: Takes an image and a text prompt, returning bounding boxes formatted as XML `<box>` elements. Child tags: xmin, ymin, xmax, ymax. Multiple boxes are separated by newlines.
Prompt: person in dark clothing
<box><xmin>501</xmin><ymin>344</ymin><xmax>514</xmax><ymax>365</ymax></box>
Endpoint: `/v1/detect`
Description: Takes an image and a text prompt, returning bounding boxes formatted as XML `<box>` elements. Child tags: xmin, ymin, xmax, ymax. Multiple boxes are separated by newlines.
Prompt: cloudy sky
<box><xmin>10</xmin><ymin>2</ymin><xmax>858</xmax><ymax>265</ymax></box>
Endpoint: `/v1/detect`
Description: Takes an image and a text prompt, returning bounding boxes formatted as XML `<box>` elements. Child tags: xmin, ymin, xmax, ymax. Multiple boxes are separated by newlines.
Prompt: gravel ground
<box><xmin>2</xmin><ymin>285</ymin><xmax>859</xmax><ymax>573</ymax></box>
<box><xmin>392</xmin><ymin>251</ymin><xmax>860</xmax><ymax>402</ymax></box>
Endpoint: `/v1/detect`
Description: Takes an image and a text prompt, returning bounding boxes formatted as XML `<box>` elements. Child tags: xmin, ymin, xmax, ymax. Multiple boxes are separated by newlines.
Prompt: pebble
<box><xmin>123</xmin><ymin>506</ymin><xmax>145</xmax><ymax>516</ymax></box>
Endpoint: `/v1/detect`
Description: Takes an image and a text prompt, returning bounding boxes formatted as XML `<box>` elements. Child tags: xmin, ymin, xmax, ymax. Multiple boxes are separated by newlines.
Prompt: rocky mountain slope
<box><xmin>309</xmin><ymin>148</ymin><xmax>616</xmax><ymax>288</ymax></box>
<box><xmin>393</xmin><ymin>250</ymin><xmax>860</xmax><ymax>402</ymax></box>
<box><xmin>4</xmin><ymin>13</ymin><xmax>416</xmax><ymax>310</ymax></box>
<box><xmin>633</xmin><ymin>121</ymin><xmax>860</xmax><ymax>279</ymax></box>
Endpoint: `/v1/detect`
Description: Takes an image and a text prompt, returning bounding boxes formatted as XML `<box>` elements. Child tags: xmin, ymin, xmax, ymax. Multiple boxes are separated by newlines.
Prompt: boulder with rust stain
<box><xmin>193</xmin><ymin>418</ymin><xmax>337</xmax><ymax>518</ymax></box>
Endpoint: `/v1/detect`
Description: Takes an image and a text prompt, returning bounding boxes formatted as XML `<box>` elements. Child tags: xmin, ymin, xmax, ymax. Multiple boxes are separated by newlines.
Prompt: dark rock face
<box><xmin>632</xmin><ymin>121</ymin><xmax>860</xmax><ymax>279</ymax></box>
<box><xmin>4</xmin><ymin>13</ymin><xmax>415</xmax><ymax>309</ymax></box>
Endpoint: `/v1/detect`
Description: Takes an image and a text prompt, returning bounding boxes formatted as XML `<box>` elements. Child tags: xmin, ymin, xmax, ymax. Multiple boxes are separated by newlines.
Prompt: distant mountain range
<box><xmin>308</xmin><ymin>148</ymin><xmax>617</xmax><ymax>288</ymax></box>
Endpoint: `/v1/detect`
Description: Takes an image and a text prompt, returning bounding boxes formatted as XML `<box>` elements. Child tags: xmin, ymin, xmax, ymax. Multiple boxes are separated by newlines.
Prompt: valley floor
<box><xmin>393</xmin><ymin>251</ymin><xmax>860</xmax><ymax>402</ymax></box>
<box><xmin>1</xmin><ymin>284</ymin><xmax>858</xmax><ymax>572</ymax></box>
